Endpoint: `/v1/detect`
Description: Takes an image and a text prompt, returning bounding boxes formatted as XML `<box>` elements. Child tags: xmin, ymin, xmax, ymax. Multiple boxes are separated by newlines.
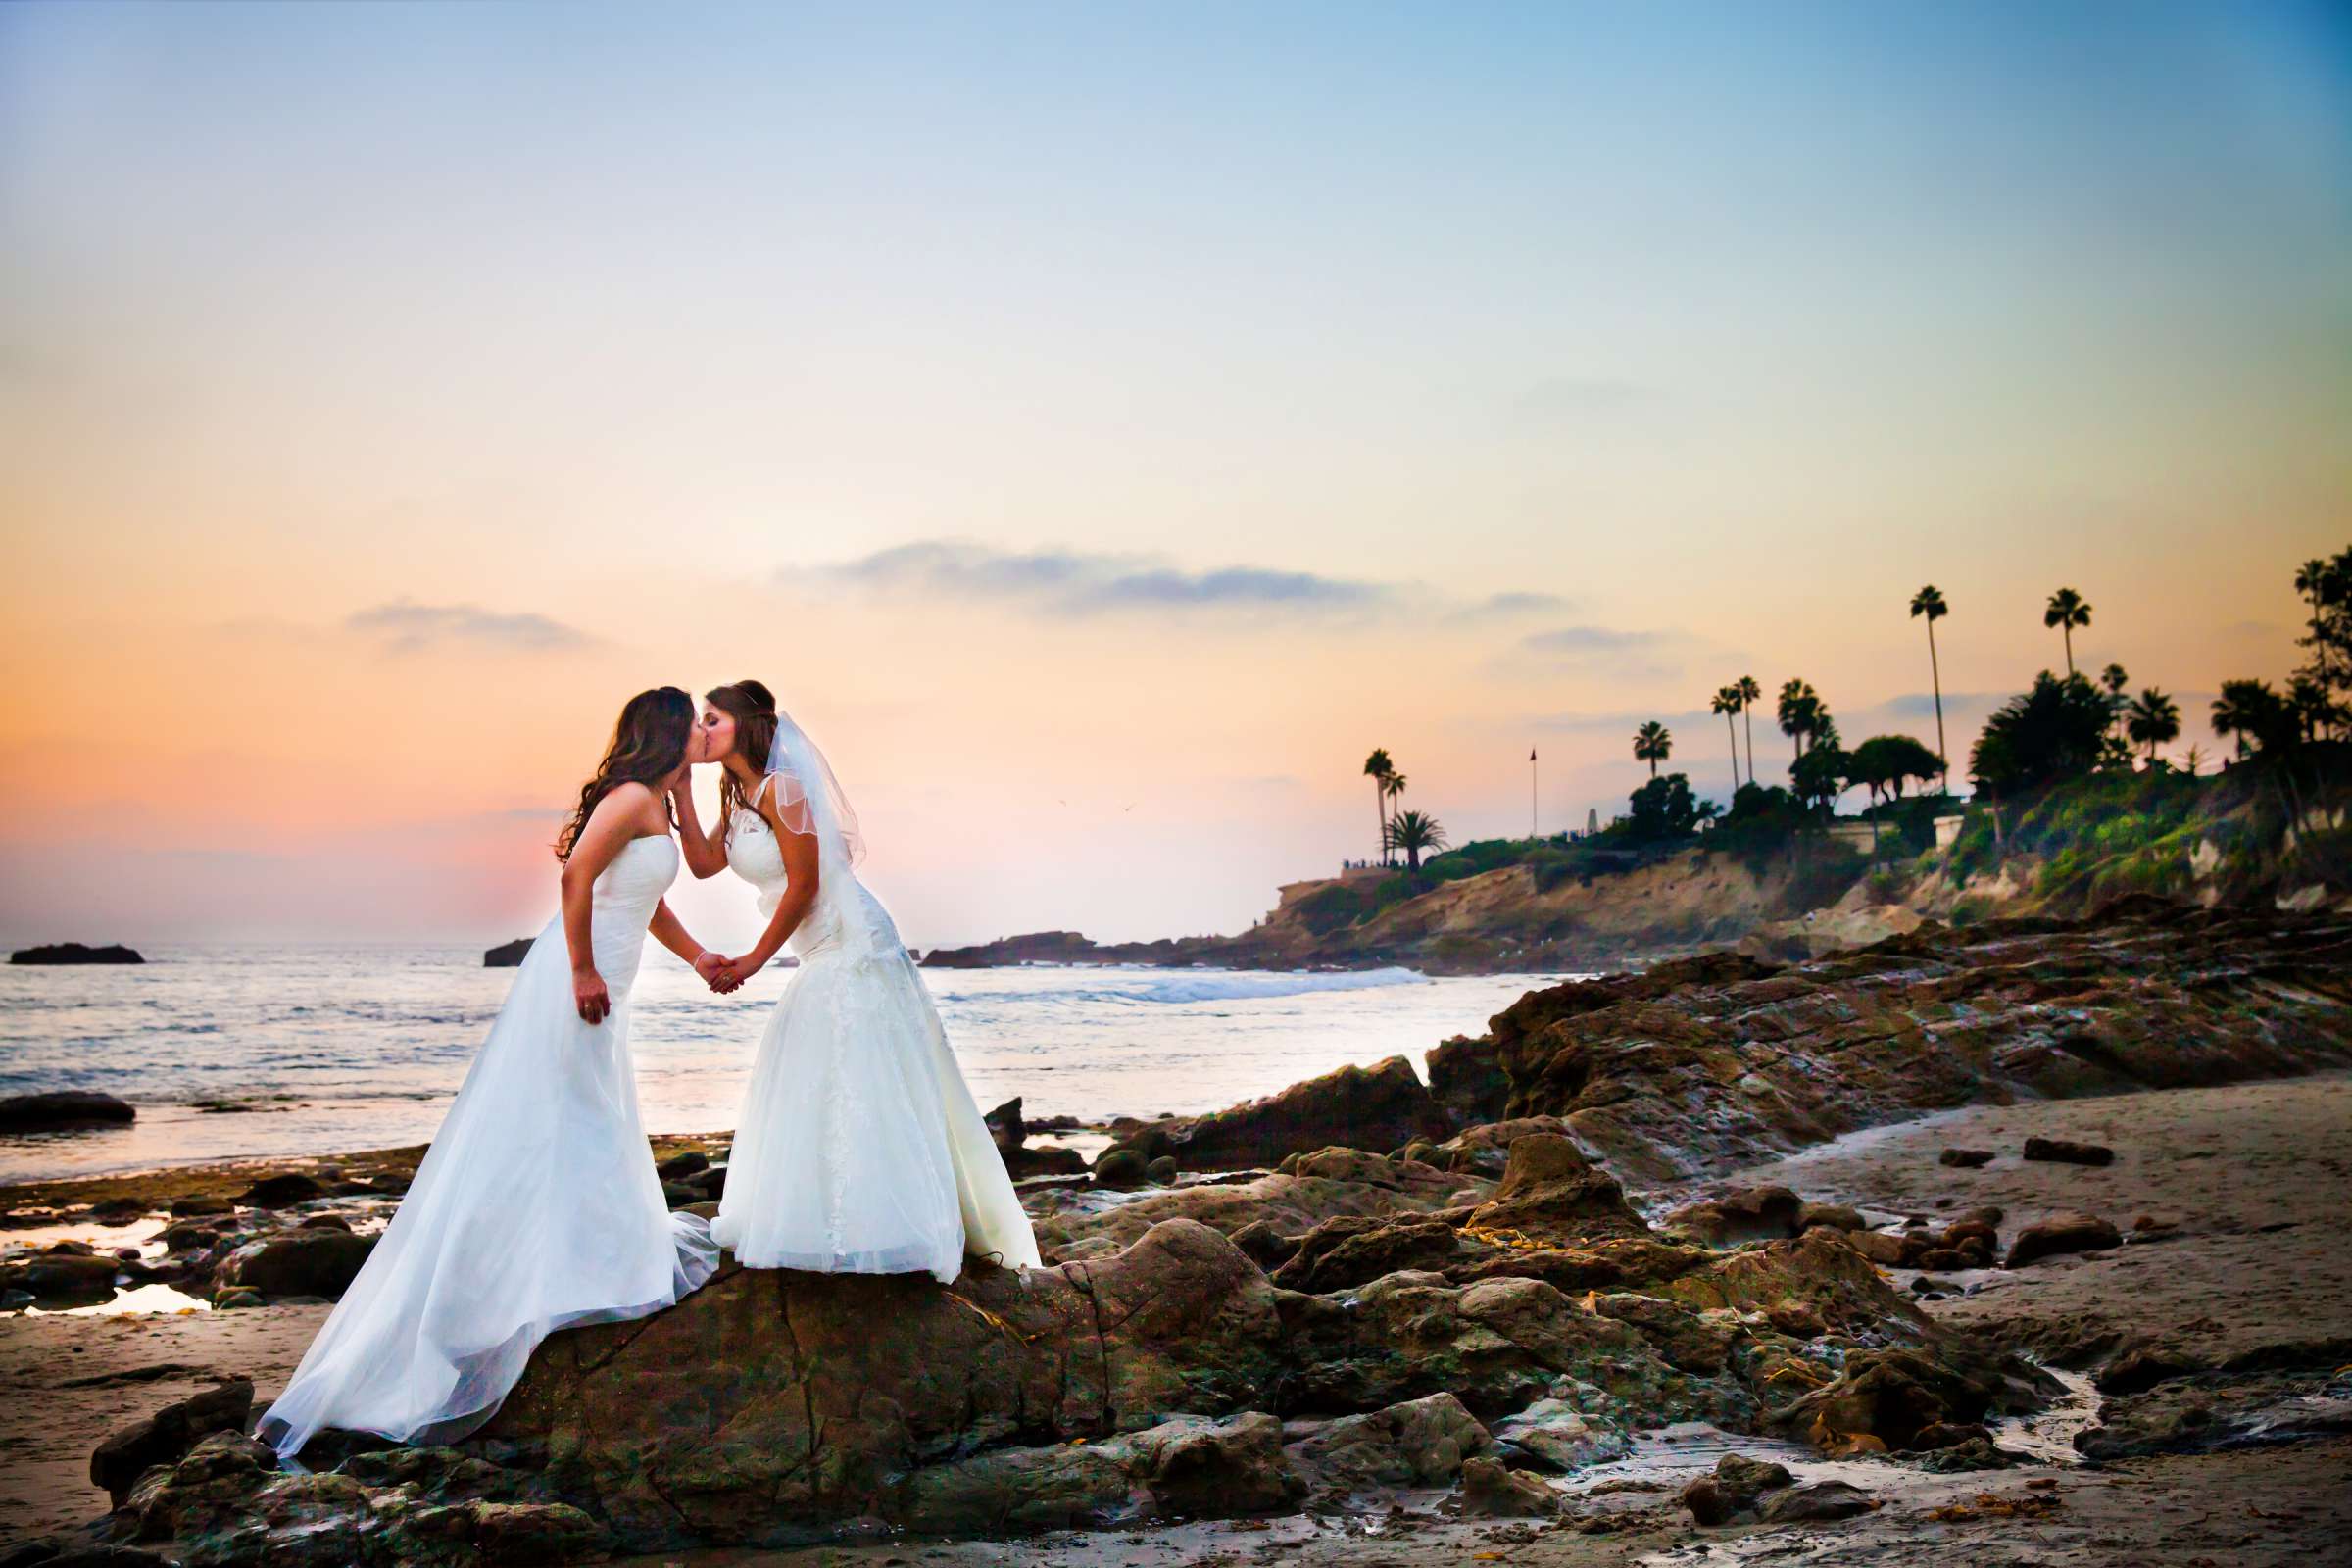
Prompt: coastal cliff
<box><xmin>929</xmin><ymin>757</ymin><xmax>2352</xmax><ymax>976</ymax></box>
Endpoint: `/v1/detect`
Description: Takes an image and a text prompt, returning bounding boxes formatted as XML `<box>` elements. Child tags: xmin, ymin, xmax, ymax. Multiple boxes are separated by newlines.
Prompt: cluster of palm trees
<box><xmin>1361</xmin><ymin>748</ymin><xmax>1449</xmax><ymax>870</ymax></box>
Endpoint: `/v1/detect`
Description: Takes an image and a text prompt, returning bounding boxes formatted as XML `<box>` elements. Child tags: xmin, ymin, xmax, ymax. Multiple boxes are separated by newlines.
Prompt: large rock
<box><xmin>1286</xmin><ymin>1392</ymin><xmax>1492</xmax><ymax>1497</ymax></box>
<box><xmin>1141</xmin><ymin>1056</ymin><xmax>1453</xmax><ymax>1172</ymax></box>
<box><xmin>1473</xmin><ymin>908</ymin><xmax>2352</xmax><ymax>1181</ymax></box>
<box><xmin>0</xmin><ymin>1090</ymin><xmax>136</xmax><ymax>1130</ymax></box>
<box><xmin>3</xmin><ymin>1248</ymin><xmax>124</xmax><ymax>1301</ymax></box>
<box><xmin>485</xmin><ymin>1218</ymin><xmax>1286</xmax><ymax>1545</ymax></box>
<box><xmin>1462</xmin><ymin>1133</ymin><xmax>1649</xmax><ymax>1246</ymax></box>
<box><xmin>91</xmin><ymin>1381</ymin><xmax>256</xmax><ymax>1506</ymax></box>
<box><xmin>11</xmin><ymin>942</ymin><xmax>143</xmax><ymax>964</ymax></box>
<box><xmin>2006</xmin><ymin>1212</ymin><xmax>2122</xmax><ymax>1268</ymax></box>
<box><xmin>482</xmin><ymin>939</ymin><xmax>532</xmax><ymax>967</ymax></box>
<box><xmin>213</xmin><ymin>1229</ymin><xmax>376</xmax><ymax>1298</ymax></box>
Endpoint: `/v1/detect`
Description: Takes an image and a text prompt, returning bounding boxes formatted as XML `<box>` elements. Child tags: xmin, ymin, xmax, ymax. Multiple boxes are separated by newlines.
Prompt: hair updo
<box><xmin>705</xmin><ymin>679</ymin><xmax>780</xmax><ymax>824</ymax></box>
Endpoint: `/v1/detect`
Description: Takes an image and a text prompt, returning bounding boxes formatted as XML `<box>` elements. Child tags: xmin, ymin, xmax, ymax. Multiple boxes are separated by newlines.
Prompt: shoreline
<box><xmin>9</xmin><ymin>1071</ymin><xmax>2348</xmax><ymax>1560</ymax></box>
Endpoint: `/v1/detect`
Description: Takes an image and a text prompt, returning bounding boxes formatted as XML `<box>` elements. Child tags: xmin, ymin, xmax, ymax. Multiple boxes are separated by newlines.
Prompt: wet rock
<box><xmin>1679</xmin><ymin>1474</ymin><xmax>1736</xmax><ymax>1526</ymax></box>
<box><xmin>1838</xmin><ymin>1229</ymin><xmax>1909</xmax><ymax>1266</ymax></box>
<box><xmin>1777</xmin><ymin>1344</ymin><xmax>2030</xmax><ymax>1455</ymax></box>
<box><xmin>212</xmin><ymin>1228</ymin><xmax>376</xmax><ymax>1298</ymax></box>
<box><xmin>1150</xmin><ymin>1055</ymin><xmax>1453</xmax><ymax>1172</ymax></box>
<box><xmin>1091</xmin><ymin>1147</ymin><xmax>1150</xmax><ymax>1188</ymax></box>
<box><xmin>168</xmin><ymin>1196</ymin><xmax>231</xmax><ymax>1219</ymax></box>
<box><xmin>1272</xmin><ymin>1271</ymin><xmax>1704</xmax><ymax>1426</ymax></box>
<box><xmin>660</xmin><ymin>1182</ymin><xmax>701</xmax><ymax>1208</ymax></box>
<box><xmin>1459</xmin><ymin>1455</ymin><xmax>1559</xmax><ymax>1518</ymax></box>
<box><xmin>211</xmin><ymin>1288</ymin><xmax>264</xmax><ymax>1309</ymax></box>
<box><xmin>1272</xmin><ymin>1214</ymin><xmax>1472</xmax><ymax>1294</ymax></box>
<box><xmin>2006</xmin><ymin>1213</ymin><xmax>2121</xmax><ymax>1268</ymax></box>
<box><xmin>1664</xmin><ymin>1185</ymin><xmax>1802</xmax><ymax>1246</ymax></box>
<box><xmin>1147</xmin><ymin>1155</ymin><xmax>1180</xmax><ymax>1186</ymax></box>
<box><xmin>1491</xmin><ymin>1397</ymin><xmax>1633</xmax><ymax>1471</ymax></box>
<box><xmin>90</xmin><ymin>1379</ymin><xmax>255</xmax><ymax>1506</ymax></box>
<box><xmin>897</xmin><ymin>1439</ymin><xmax>1137</xmax><ymax>1534</ymax></box>
<box><xmin>1915</xmin><ymin>1436</ymin><xmax>2020</xmax><ymax>1471</ymax></box>
<box><xmin>1</xmin><ymin>1250</ymin><xmax>121</xmax><ymax>1300</ymax></box>
<box><xmin>1420</xmin><ymin>1116</ymin><xmax>1580</xmax><ymax>1176</ymax></box>
<box><xmin>1228</xmin><ymin>1220</ymin><xmax>1300</xmax><ymax>1269</ymax></box>
<box><xmin>1939</xmin><ymin>1147</ymin><xmax>1995</xmax><ymax>1168</ymax></box>
<box><xmin>0</xmin><ymin>1091</ymin><xmax>137</xmax><ymax>1130</ymax></box>
<box><xmin>1127</xmin><ymin>1411</ymin><xmax>1304</xmax><ymax>1515</ymax></box>
<box><xmin>2098</xmin><ymin>1345</ymin><xmax>2203</xmax><ymax>1396</ymax></box>
<box><xmin>1759</xmin><ymin>1479</ymin><xmax>1877</xmax><ymax>1522</ymax></box>
<box><xmin>1682</xmin><ymin>1451</ymin><xmax>1792</xmax><ymax>1524</ymax></box>
<box><xmin>1591</xmin><ymin>1292</ymin><xmax>1738</xmax><ymax>1374</ymax></box>
<box><xmin>236</xmin><ymin>1172</ymin><xmax>325</xmax><ymax>1208</ymax></box>
<box><xmin>297</xmin><ymin>1214</ymin><xmax>352</xmax><ymax>1232</ymax></box>
<box><xmin>1463</xmin><ymin>1133</ymin><xmax>1650</xmax><ymax>1246</ymax></box>
<box><xmin>655</xmin><ymin>1151</ymin><xmax>709</xmax><ymax>1181</ymax></box>
<box><xmin>1797</xmin><ymin>1201</ymin><xmax>1866</xmax><ymax>1233</ymax></box>
<box><xmin>2023</xmin><ymin>1136</ymin><xmax>2114</xmax><ymax>1167</ymax></box>
<box><xmin>1287</xmin><ymin>1392</ymin><xmax>1491</xmax><ymax>1494</ymax></box>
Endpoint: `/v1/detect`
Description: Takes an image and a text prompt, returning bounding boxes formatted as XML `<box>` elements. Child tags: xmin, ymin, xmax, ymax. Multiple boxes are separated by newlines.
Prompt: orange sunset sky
<box><xmin>2</xmin><ymin>3</ymin><xmax>2347</xmax><ymax>952</ymax></box>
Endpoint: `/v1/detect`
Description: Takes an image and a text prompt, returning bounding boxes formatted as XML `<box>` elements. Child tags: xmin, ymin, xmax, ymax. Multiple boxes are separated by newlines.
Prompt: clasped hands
<box><xmin>693</xmin><ymin>950</ymin><xmax>761</xmax><ymax>995</ymax></box>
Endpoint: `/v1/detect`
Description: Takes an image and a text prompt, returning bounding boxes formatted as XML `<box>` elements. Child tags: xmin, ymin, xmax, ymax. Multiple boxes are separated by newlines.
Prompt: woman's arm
<box><xmin>726</xmin><ymin>800</ymin><xmax>821</xmax><ymax>982</ymax></box>
<box><xmin>558</xmin><ymin>785</ymin><xmax>646</xmax><ymax>1023</ymax></box>
<box><xmin>649</xmin><ymin>899</ymin><xmax>738</xmax><ymax>993</ymax></box>
<box><xmin>671</xmin><ymin>776</ymin><xmax>729</xmax><ymax>879</ymax></box>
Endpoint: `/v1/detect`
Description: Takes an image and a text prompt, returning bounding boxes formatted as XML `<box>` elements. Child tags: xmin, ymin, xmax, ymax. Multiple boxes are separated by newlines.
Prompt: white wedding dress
<box><xmin>257</xmin><ymin>833</ymin><xmax>719</xmax><ymax>1460</ymax></box>
<box><xmin>712</xmin><ymin>770</ymin><xmax>1040</xmax><ymax>1282</ymax></box>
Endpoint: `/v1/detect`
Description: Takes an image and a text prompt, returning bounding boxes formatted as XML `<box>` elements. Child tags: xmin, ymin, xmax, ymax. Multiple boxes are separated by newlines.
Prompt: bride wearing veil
<box><xmin>676</xmin><ymin>681</ymin><xmax>1039</xmax><ymax>1282</ymax></box>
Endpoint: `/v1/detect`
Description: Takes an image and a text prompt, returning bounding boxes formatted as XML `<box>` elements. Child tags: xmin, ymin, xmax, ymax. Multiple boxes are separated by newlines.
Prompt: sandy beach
<box><xmin>8</xmin><ymin>1073</ymin><xmax>2347</xmax><ymax>1564</ymax></box>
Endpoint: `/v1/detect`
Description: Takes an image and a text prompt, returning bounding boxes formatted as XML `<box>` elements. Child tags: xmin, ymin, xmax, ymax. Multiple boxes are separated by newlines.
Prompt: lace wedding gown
<box><xmin>257</xmin><ymin>834</ymin><xmax>718</xmax><ymax>1459</ymax></box>
<box><xmin>712</xmin><ymin>778</ymin><xmax>1040</xmax><ymax>1281</ymax></box>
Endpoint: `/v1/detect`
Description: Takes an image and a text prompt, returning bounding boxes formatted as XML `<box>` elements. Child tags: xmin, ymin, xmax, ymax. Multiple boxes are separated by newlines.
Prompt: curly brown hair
<box><xmin>705</xmin><ymin>679</ymin><xmax>780</xmax><ymax>828</ymax></box>
<box><xmin>555</xmin><ymin>687</ymin><xmax>695</xmax><ymax>860</ymax></box>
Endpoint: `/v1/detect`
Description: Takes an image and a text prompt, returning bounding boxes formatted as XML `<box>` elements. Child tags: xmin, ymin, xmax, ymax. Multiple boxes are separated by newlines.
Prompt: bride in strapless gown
<box><xmin>679</xmin><ymin>682</ymin><xmax>1039</xmax><ymax>1282</ymax></box>
<box><xmin>258</xmin><ymin>689</ymin><xmax>724</xmax><ymax>1460</ymax></box>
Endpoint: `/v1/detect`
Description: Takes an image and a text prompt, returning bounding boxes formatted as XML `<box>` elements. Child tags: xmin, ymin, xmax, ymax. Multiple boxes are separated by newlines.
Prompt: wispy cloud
<box><xmin>346</xmin><ymin>601</ymin><xmax>592</xmax><ymax>654</ymax></box>
<box><xmin>1512</xmin><ymin>623</ymin><xmax>1685</xmax><ymax>682</ymax></box>
<box><xmin>800</xmin><ymin>540</ymin><xmax>1393</xmax><ymax>618</ymax></box>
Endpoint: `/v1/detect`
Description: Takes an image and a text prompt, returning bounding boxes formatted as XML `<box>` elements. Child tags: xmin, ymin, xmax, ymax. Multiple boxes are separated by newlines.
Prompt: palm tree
<box><xmin>2181</xmin><ymin>743</ymin><xmax>2208</xmax><ymax>777</ymax></box>
<box><xmin>1735</xmin><ymin>674</ymin><xmax>1762</xmax><ymax>786</ymax></box>
<box><xmin>1384</xmin><ymin>808</ymin><xmax>1449</xmax><ymax>871</ymax></box>
<box><xmin>1710</xmin><ymin>687</ymin><xmax>1742</xmax><ymax>797</ymax></box>
<box><xmin>2296</xmin><ymin>557</ymin><xmax>2331</xmax><ymax>694</ymax></box>
<box><xmin>1632</xmin><ymin>720</ymin><xmax>1672</xmax><ymax>777</ymax></box>
<box><xmin>2210</xmin><ymin>679</ymin><xmax>2278</xmax><ymax>760</ymax></box>
<box><xmin>1362</xmin><ymin>749</ymin><xmax>1394</xmax><ymax>864</ymax></box>
<box><xmin>2125</xmin><ymin>688</ymin><xmax>2180</xmax><ymax>765</ymax></box>
<box><xmin>2044</xmin><ymin>587</ymin><xmax>2091</xmax><ymax>677</ymax></box>
<box><xmin>1907</xmin><ymin>586</ymin><xmax>1949</xmax><ymax>793</ymax></box>
<box><xmin>2100</xmin><ymin>662</ymin><xmax>2128</xmax><ymax>697</ymax></box>
<box><xmin>1381</xmin><ymin>770</ymin><xmax>1409</xmax><ymax>848</ymax></box>
<box><xmin>1777</xmin><ymin>679</ymin><xmax>1820</xmax><ymax>763</ymax></box>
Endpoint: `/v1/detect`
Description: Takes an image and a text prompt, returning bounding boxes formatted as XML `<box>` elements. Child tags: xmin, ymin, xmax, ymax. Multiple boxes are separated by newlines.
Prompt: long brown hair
<box><xmin>706</xmin><ymin>679</ymin><xmax>780</xmax><ymax>827</ymax></box>
<box><xmin>555</xmin><ymin>687</ymin><xmax>695</xmax><ymax>860</ymax></box>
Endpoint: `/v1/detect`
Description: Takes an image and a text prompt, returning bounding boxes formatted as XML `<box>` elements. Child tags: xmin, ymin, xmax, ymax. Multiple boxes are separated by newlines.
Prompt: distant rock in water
<box><xmin>484</xmin><ymin>937</ymin><xmax>533</xmax><ymax>967</ymax></box>
<box><xmin>0</xmin><ymin>1090</ymin><xmax>136</xmax><ymax>1131</ymax></box>
<box><xmin>10</xmin><ymin>941</ymin><xmax>143</xmax><ymax>965</ymax></box>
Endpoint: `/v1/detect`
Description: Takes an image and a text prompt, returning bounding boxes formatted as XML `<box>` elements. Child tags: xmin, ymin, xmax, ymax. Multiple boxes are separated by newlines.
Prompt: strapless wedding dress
<box><xmin>257</xmin><ymin>834</ymin><xmax>718</xmax><ymax>1459</ymax></box>
<box><xmin>712</xmin><ymin>792</ymin><xmax>1040</xmax><ymax>1281</ymax></box>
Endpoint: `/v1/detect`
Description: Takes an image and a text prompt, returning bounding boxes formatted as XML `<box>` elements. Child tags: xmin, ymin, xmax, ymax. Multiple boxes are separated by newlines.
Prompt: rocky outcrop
<box><xmin>11</xmin><ymin>942</ymin><xmax>143</xmax><ymax>964</ymax></box>
<box><xmin>0</xmin><ymin>1090</ymin><xmax>136</xmax><ymax>1131</ymax></box>
<box><xmin>482</xmin><ymin>939</ymin><xmax>531</xmax><ymax>967</ymax></box>
<box><xmin>1104</xmin><ymin>1055</ymin><xmax>1452</xmax><ymax>1172</ymax></box>
<box><xmin>983</xmin><ymin>1097</ymin><xmax>1089</xmax><ymax>1180</ymax></box>
<box><xmin>91</xmin><ymin>1382</ymin><xmax>255</xmax><ymax>1506</ymax></box>
<box><xmin>484</xmin><ymin>1219</ymin><xmax>1284</xmax><ymax>1544</ymax></box>
<box><xmin>1468</xmin><ymin>907</ymin><xmax>2352</xmax><ymax>1180</ymax></box>
<box><xmin>212</xmin><ymin>1229</ymin><xmax>376</xmax><ymax>1299</ymax></box>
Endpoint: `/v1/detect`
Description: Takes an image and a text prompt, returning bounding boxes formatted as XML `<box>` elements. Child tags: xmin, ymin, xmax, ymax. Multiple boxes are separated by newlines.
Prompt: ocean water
<box><xmin>0</xmin><ymin>946</ymin><xmax>1573</xmax><ymax>1184</ymax></box>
